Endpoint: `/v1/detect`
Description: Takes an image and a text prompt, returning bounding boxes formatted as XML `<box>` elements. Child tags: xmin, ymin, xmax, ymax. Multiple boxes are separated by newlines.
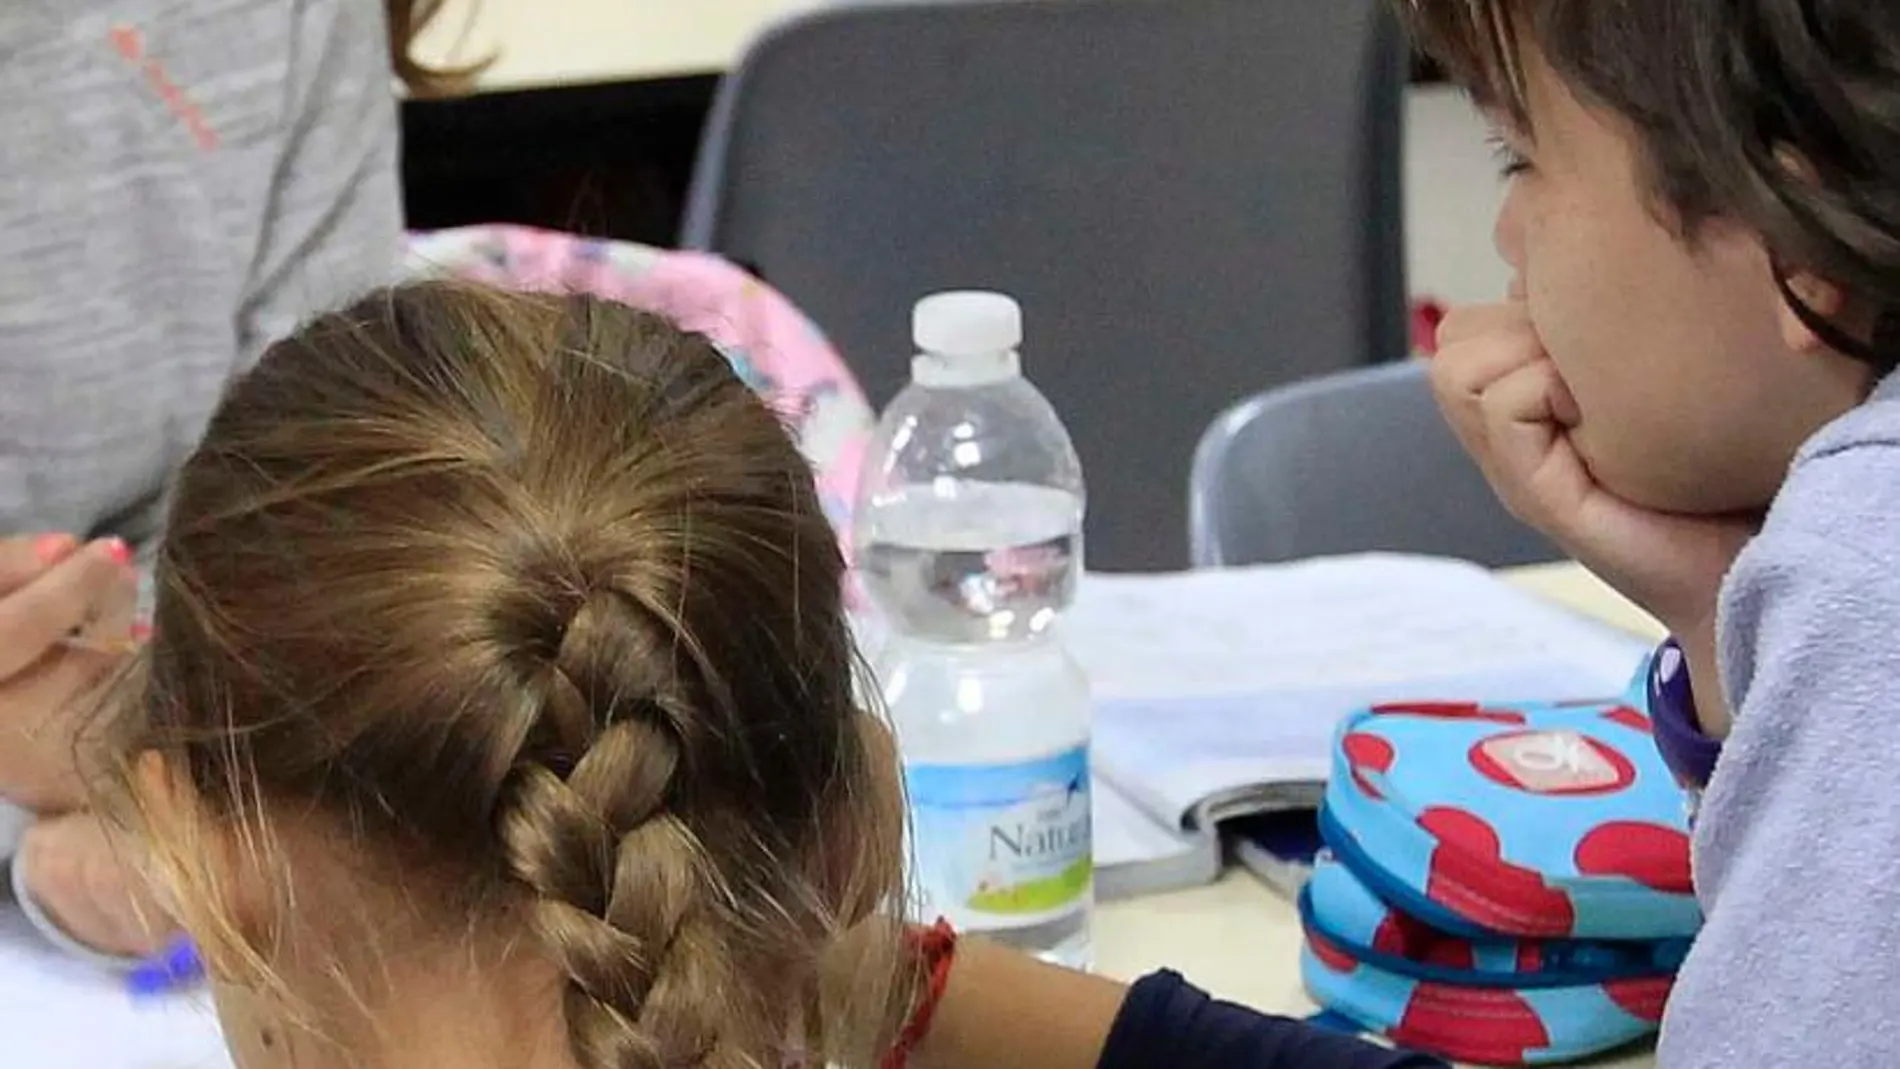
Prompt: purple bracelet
<box><xmin>1647</xmin><ymin>638</ymin><xmax>1723</xmax><ymax>789</ymax></box>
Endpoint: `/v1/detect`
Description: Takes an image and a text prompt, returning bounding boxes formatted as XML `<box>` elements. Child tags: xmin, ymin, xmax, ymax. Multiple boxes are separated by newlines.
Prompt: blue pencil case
<box><xmin>1299</xmin><ymin>673</ymin><xmax>1701</xmax><ymax>1065</ymax></box>
<box><xmin>1300</xmin><ymin>852</ymin><xmax>1680</xmax><ymax>1065</ymax></box>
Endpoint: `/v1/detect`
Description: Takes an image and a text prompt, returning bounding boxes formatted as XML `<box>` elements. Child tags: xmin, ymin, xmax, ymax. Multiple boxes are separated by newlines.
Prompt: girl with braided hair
<box><xmin>88</xmin><ymin>279</ymin><xmax>1441</xmax><ymax>1069</ymax></box>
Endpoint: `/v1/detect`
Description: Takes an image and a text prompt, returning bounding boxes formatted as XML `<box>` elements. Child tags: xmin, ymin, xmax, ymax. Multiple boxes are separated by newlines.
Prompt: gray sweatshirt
<box><xmin>0</xmin><ymin>0</ymin><xmax>403</xmax><ymax>554</ymax></box>
<box><xmin>1660</xmin><ymin>371</ymin><xmax>1900</xmax><ymax>1064</ymax></box>
<box><xmin>0</xmin><ymin>0</ymin><xmax>401</xmax><ymax>952</ymax></box>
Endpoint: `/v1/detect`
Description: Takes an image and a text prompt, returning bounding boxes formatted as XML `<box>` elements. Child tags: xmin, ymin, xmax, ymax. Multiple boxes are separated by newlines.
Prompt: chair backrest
<box><xmin>1189</xmin><ymin>361</ymin><xmax>1561</xmax><ymax>568</ymax></box>
<box><xmin>684</xmin><ymin>0</ymin><xmax>1407</xmax><ymax>571</ymax></box>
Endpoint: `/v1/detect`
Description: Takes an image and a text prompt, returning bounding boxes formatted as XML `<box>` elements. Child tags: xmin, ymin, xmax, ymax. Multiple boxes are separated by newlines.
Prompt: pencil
<box><xmin>56</xmin><ymin>635</ymin><xmax>142</xmax><ymax>657</ymax></box>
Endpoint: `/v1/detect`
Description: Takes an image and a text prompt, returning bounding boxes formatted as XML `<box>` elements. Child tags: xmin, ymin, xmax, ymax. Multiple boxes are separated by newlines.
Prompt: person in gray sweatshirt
<box><xmin>0</xmin><ymin>0</ymin><xmax>414</xmax><ymax>959</ymax></box>
<box><xmin>1397</xmin><ymin>0</ymin><xmax>1900</xmax><ymax>1063</ymax></box>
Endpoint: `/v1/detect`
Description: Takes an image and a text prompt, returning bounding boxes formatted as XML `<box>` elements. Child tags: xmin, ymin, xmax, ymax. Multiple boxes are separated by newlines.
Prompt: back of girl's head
<box><xmin>1401</xmin><ymin>0</ymin><xmax>1900</xmax><ymax>364</ymax></box>
<box><xmin>113</xmin><ymin>282</ymin><xmax>907</xmax><ymax>1068</ymax></box>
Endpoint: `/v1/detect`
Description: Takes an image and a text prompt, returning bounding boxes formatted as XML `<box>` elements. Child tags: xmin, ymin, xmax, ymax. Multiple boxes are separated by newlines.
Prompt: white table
<box><xmin>4</xmin><ymin>564</ymin><xmax>1661</xmax><ymax>1068</ymax></box>
<box><xmin>1093</xmin><ymin>563</ymin><xmax>1663</xmax><ymax>1068</ymax></box>
<box><xmin>411</xmin><ymin>0</ymin><xmax>812</xmax><ymax>92</ymax></box>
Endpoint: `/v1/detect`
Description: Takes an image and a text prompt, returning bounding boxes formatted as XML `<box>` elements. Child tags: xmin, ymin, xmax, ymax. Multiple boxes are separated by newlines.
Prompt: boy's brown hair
<box><xmin>1399</xmin><ymin>0</ymin><xmax>1900</xmax><ymax>367</ymax></box>
<box><xmin>103</xmin><ymin>282</ymin><xmax>911</xmax><ymax>1068</ymax></box>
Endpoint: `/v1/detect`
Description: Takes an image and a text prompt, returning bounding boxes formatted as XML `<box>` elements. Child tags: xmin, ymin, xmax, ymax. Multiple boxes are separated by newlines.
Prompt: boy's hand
<box><xmin>1430</xmin><ymin>304</ymin><xmax>1756</xmax><ymax>719</ymax></box>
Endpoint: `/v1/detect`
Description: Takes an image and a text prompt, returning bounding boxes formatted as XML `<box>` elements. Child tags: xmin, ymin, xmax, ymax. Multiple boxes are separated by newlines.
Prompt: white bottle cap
<box><xmin>911</xmin><ymin>291</ymin><xmax>1023</xmax><ymax>387</ymax></box>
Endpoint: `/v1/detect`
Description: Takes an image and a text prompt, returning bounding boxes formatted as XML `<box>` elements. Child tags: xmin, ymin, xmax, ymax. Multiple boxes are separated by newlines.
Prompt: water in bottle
<box><xmin>856</xmin><ymin>291</ymin><xmax>1092</xmax><ymax>969</ymax></box>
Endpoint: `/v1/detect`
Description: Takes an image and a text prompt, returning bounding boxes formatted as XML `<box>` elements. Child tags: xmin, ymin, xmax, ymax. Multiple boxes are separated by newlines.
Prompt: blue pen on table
<box><xmin>127</xmin><ymin>935</ymin><xmax>204</xmax><ymax>997</ymax></box>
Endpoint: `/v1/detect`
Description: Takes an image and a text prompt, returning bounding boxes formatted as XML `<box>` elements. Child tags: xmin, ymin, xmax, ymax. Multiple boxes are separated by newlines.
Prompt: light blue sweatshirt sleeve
<box><xmin>1659</xmin><ymin>435</ymin><xmax>1900</xmax><ymax>1064</ymax></box>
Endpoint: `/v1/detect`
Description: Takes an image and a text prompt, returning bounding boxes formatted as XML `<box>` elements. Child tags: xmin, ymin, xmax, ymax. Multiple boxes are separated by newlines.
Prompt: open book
<box><xmin>1074</xmin><ymin>555</ymin><xmax>1651</xmax><ymax>901</ymax></box>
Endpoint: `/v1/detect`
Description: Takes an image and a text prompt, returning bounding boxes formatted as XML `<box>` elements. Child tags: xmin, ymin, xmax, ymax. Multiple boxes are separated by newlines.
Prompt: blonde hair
<box><xmin>103</xmin><ymin>282</ymin><xmax>912</xmax><ymax>1068</ymax></box>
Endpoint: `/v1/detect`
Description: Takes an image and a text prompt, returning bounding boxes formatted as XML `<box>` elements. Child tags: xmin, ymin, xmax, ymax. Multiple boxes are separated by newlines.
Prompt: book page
<box><xmin>0</xmin><ymin>909</ymin><xmax>230</xmax><ymax>1069</ymax></box>
<box><xmin>1094</xmin><ymin>778</ymin><xmax>1202</xmax><ymax>870</ymax></box>
<box><xmin>1068</xmin><ymin>555</ymin><xmax>1649</xmax><ymax>825</ymax></box>
<box><xmin>0</xmin><ymin>803</ymin><xmax>26</xmax><ymax>863</ymax></box>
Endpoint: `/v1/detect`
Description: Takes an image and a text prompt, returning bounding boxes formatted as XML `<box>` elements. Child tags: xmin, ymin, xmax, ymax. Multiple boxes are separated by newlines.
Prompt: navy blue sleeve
<box><xmin>1096</xmin><ymin>972</ymin><xmax>1447</xmax><ymax>1069</ymax></box>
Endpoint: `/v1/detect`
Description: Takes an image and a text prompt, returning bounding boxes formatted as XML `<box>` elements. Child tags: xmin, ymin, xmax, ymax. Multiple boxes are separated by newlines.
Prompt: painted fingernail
<box><xmin>33</xmin><ymin>534</ymin><xmax>77</xmax><ymax>565</ymax></box>
<box><xmin>131</xmin><ymin>622</ymin><xmax>153</xmax><ymax>643</ymax></box>
<box><xmin>100</xmin><ymin>538</ymin><xmax>134</xmax><ymax>568</ymax></box>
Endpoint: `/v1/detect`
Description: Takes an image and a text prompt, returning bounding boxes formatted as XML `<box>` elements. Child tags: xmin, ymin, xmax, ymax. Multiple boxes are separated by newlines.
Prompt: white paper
<box><xmin>1092</xmin><ymin>778</ymin><xmax>1199</xmax><ymax>870</ymax></box>
<box><xmin>0</xmin><ymin>803</ymin><xmax>28</xmax><ymax>863</ymax></box>
<box><xmin>1067</xmin><ymin>555</ymin><xmax>1649</xmax><ymax>826</ymax></box>
<box><xmin>0</xmin><ymin>909</ymin><xmax>230</xmax><ymax>1069</ymax></box>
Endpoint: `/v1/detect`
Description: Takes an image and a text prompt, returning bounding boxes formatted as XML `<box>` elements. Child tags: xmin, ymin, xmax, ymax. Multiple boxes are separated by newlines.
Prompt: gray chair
<box><xmin>1189</xmin><ymin>361</ymin><xmax>1561</xmax><ymax>568</ymax></box>
<box><xmin>684</xmin><ymin>0</ymin><xmax>1408</xmax><ymax>571</ymax></box>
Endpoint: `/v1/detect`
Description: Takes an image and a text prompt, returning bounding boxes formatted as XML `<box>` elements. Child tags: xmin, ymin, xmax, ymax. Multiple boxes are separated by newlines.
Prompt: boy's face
<box><xmin>1490</xmin><ymin>48</ymin><xmax>1864</xmax><ymax>514</ymax></box>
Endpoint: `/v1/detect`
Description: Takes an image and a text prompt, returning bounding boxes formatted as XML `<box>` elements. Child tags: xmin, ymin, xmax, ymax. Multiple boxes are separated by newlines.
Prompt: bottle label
<box><xmin>904</xmin><ymin>745</ymin><xmax>1092</xmax><ymax>930</ymax></box>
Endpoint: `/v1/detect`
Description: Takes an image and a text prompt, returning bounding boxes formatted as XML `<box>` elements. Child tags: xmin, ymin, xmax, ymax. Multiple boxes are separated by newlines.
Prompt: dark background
<box><xmin>400</xmin><ymin>56</ymin><xmax>1446</xmax><ymax>245</ymax></box>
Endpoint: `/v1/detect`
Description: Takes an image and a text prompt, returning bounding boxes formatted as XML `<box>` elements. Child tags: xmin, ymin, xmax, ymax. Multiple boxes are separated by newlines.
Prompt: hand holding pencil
<box><xmin>0</xmin><ymin>533</ymin><xmax>141</xmax><ymax>812</ymax></box>
<box><xmin>0</xmin><ymin>533</ymin><xmax>166</xmax><ymax>959</ymax></box>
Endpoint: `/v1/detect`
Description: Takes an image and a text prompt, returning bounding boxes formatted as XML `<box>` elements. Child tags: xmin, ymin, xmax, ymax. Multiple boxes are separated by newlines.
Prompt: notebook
<box><xmin>0</xmin><ymin>803</ymin><xmax>27</xmax><ymax>864</ymax></box>
<box><xmin>0</xmin><ymin>904</ymin><xmax>229</xmax><ymax>1069</ymax></box>
<box><xmin>1227</xmin><ymin>809</ymin><xmax>1323</xmax><ymax>901</ymax></box>
<box><xmin>1072</xmin><ymin>555</ymin><xmax>1651</xmax><ymax>900</ymax></box>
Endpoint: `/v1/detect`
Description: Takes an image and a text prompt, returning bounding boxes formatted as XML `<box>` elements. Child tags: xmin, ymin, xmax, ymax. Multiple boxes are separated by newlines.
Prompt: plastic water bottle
<box><xmin>856</xmin><ymin>291</ymin><xmax>1092</xmax><ymax>969</ymax></box>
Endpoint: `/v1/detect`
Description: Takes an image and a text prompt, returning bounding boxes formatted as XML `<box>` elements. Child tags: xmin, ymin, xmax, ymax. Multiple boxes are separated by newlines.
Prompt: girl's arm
<box><xmin>910</xmin><ymin>939</ymin><xmax>1124</xmax><ymax>1069</ymax></box>
<box><xmin>912</xmin><ymin>939</ymin><xmax>1447</xmax><ymax>1069</ymax></box>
